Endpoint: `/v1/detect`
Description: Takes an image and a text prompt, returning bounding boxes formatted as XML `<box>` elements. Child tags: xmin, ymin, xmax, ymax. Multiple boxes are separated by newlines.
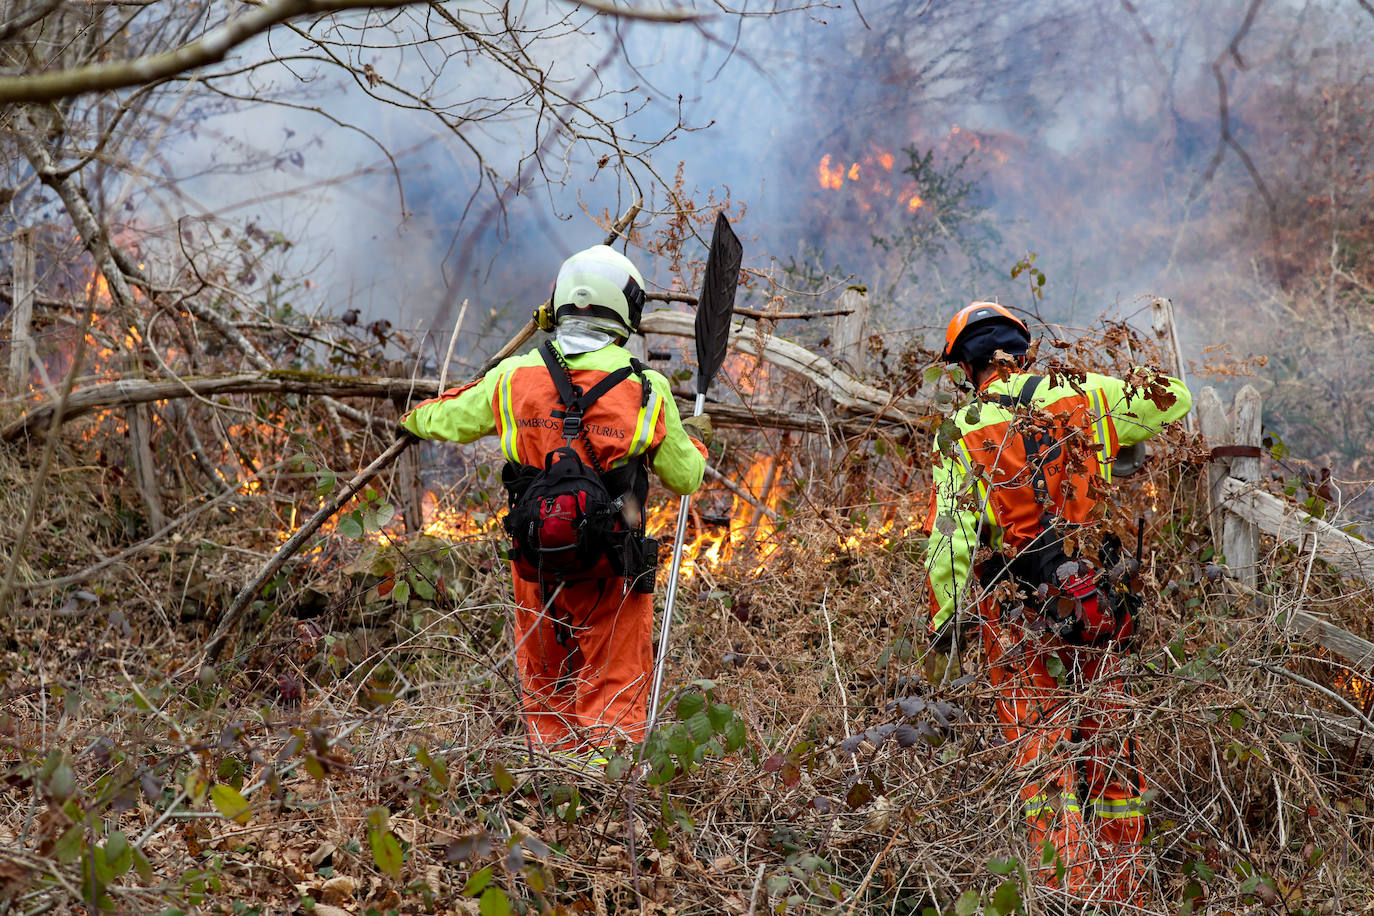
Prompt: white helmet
<box><xmin>552</xmin><ymin>245</ymin><xmax>646</xmax><ymax>337</ymax></box>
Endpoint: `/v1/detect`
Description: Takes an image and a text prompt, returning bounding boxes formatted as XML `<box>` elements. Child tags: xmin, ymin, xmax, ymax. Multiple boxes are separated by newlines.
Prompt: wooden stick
<box><xmin>437</xmin><ymin>298</ymin><xmax>469</xmax><ymax>393</ymax></box>
<box><xmin>197</xmin><ymin>433</ymin><xmax>413</xmax><ymax>669</ymax></box>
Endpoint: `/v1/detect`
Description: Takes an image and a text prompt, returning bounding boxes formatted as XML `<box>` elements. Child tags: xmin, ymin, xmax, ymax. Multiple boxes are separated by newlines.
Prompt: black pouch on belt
<box><xmin>624</xmin><ymin>534</ymin><xmax>661</xmax><ymax>594</ymax></box>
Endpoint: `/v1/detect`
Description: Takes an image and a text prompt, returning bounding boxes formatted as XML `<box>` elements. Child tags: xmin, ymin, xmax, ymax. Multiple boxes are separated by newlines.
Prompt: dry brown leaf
<box><xmin>320</xmin><ymin>874</ymin><xmax>357</xmax><ymax>905</ymax></box>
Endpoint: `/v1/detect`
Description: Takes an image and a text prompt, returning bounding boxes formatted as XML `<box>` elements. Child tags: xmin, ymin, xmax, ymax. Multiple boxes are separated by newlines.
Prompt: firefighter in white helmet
<box><xmin>402</xmin><ymin>245</ymin><xmax>709</xmax><ymax>757</ymax></box>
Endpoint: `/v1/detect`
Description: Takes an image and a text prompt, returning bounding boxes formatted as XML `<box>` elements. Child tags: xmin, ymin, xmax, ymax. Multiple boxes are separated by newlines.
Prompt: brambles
<box><xmin>2</xmin><ymin>312</ymin><xmax>1373</xmax><ymax>913</ymax></box>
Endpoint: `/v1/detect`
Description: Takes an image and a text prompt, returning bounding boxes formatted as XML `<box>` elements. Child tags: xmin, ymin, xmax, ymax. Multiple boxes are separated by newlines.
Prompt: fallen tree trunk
<box><xmin>4</xmin><ymin>370</ymin><xmax>918</xmax><ymax>443</ymax></box>
<box><xmin>638</xmin><ymin>311</ymin><xmax>929</xmax><ymax>423</ymax></box>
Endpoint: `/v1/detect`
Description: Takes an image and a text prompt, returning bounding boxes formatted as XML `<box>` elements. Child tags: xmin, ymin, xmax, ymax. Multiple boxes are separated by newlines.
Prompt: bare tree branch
<box><xmin>558</xmin><ymin>0</ymin><xmax>704</xmax><ymax>23</ymax></box>
<box><xmin>0</xmin><ymin>0</ymin><xmax>428</xmax><ymax>104</ymax></box>
<box><xmin>0</xmin><ymin>0</ymin><xmax>63</xmax><ymax>43</ymax></box>
<box><xmin>2</xmin><ymin>370</ymin><xmax>909</xmax><ymax>443</ymax></box>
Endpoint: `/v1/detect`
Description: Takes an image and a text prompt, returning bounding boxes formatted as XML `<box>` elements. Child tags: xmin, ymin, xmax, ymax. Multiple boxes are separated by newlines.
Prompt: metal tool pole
<box><xmin>646</xmin><ymin>391</ymin><xmax>706</xmax><ymax>731</ymax></box>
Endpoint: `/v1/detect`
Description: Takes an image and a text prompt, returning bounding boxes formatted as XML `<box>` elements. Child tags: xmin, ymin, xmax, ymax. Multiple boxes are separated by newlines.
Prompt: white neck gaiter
<box><xmin>555</xmin><ymin>318</ymin><xmax>618</xmax><ymax>356</ymax></box>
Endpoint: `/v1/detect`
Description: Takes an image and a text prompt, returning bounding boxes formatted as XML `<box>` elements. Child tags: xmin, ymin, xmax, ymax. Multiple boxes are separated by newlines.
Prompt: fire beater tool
<box><xmin>646</xmin><ymin>211</ymin><xmax>743</xmax><ymax>734</ymax></box>
<box><xmin>197</xmin><ymin>201</ymin><xmax>641</xmax><ymax>675</ymax></box>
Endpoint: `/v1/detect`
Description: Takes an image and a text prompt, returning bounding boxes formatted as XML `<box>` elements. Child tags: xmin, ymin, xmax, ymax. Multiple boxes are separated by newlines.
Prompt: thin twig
<box><xmin>437</xmin><ymin>298</ymin><xmax>469</xmax><ymax>394</ymax></box>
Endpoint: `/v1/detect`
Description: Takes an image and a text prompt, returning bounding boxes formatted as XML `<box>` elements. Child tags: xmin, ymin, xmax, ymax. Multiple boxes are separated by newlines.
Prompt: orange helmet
<box><xmin>942</xmin><ymin>301</ymin><xmax>1031</xmax><ymax>363</ymax></box>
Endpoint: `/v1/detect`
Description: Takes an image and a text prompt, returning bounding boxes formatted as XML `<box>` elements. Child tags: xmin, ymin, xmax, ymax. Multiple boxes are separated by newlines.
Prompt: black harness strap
<box><xmin>540</xmin><ymin>342</ymin><xmax>634</xmax><ymax>420</ymax></box>
<box><xmin>992</xmin><ymin>375</ymin><xmax>1056</xmax><ymax>507</ymax></box>
<box><xmin>991</xmin><ymin>374</ymin><xmax>1043</xmax><ymax>412</ymax></box>
<box><xmin>539</xmin><ymin>341</ymin><xmax>634</xmax><ymax>472</ymax></box>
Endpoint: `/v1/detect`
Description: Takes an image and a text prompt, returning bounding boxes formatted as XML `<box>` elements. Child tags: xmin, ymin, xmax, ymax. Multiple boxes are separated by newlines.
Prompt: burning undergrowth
<box><xmin>2</xmin><ymin>309</ymin><xmax>1374</xmax><ymax>915</ymax></box>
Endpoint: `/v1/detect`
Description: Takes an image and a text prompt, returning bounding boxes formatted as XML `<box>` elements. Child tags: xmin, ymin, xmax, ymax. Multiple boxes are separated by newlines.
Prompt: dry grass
<box><xmin>2</xmin><ymin>323</ymin><xmax>1373</xmax><ymax>916</ymax></box>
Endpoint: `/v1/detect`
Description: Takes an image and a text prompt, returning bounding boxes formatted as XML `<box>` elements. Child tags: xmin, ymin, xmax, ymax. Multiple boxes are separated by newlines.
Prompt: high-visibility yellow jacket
<box><xmin>401</xmin><ymin>341</ymin><xmax>706</xmax><ymax>495</ymax></box>
<box><xmin>923</xmin><ymin>368</ymin><xmax>1192</xmax><ymax>637</ymax></box>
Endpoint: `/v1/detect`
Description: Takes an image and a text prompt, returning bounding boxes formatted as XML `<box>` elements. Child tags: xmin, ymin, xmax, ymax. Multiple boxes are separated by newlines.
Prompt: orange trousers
<box><xmin>512</xmin><ymin>569</ymin><xmax>653</xmax><ymax>751</ymax></box>
<box><xmin>982</xmin><ymin>618</ymin><xmax>1148</xmax><ymax>907</ymax></box>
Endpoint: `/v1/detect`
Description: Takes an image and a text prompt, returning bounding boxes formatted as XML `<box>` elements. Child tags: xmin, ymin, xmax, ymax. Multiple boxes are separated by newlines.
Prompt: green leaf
<box><xmin>993</xmin><ymin>879</ymin><xmax>1022</xmax><ymax>911</ymax></box>
<box><xmin>676</xmin><ymin>691</ymin><xmax>706</xmax><ymax>721</ymax></box>
<box><xmin>315</xmin><ymin>469</ymin><xmax>337</xmax><ymax>496</ymax></box>
<box><xmin>685</xmin><ymin>709</ymin><xmax>714</xmax><ymax>745</ymax></box>
<box><xmin>479</xmin><ymin>888</ymin><xmax>511</xmax><ymax>916</ymax></box>
<box><xmin>392</xmin><ymin>581</ymin><xmax>411</xmax><ymax>604</ymax></box>
<box><xmin>210</xmin><ymin>784</ymin><xmax>252</xmax><ymax>824</ymax></box>
<box><xmin>105</xmin><ymin>831</ymin><xmax>132</xmax><ymax>877</ymax></box>
<box><xmin>723</xmin><ymin>719</ymin><xmax>747</xmax><ymax>752</ymax></box>
<box><xmin>1045</xmin><ymin>656</ymin><xmax>1066</xmax><ymax>682</ymax></box>
<box><xmin>954</xmin><ymin>889</ymin><xmax>980</xmax><ymax>916</ymax></box>
<box><xmin>492</xmin><ymin>762</ymin><xmax>514</xmax><ymax>794</ymax></box>
<box><xmin>560</xmin><ymin>789</ymin><xmax>580</xmax><ymax>824</ymax></box>
<box><xmin>131</xmin><ymin>846</ymin><xmax>154</xmax><ymax>883</ymax></box>
<box><xmin>369</xmin><ymin>826</ymin><xmax>403</xmax><ymax>877</ymax></box>
<box><xmin>963</xmin><ymin>402</ymin><xmax>982</xmax><ymax>425</ymax></box>
<box><xmin>370</xmin><ymin>502</ymin><xmax>396</xmax><ymax>531</ymax></box>
<box><xmin>708</xmin><ymin>702</ymin><xmax>734</xmax><ymax>732</ymax></box>
<box><xmin>987</xmin><ymin>856</ymin><xmax>1017</xmax><ymax>875</ymax></box>
<box><xmin>51</xmin><ymin>825</ymin><xmax>84</xmax><ymax>864</ymax></box>
<box><xmin>605</xmin><ymin>756</ymin><xmax>629</xmax><ymax>780</ymax></box>
<box><xmin>413</xmin><ymin>577</ymin><xmax>436</xmax><ymax>600</ymax></box>
<box><xmin>666</xmin><ymin>725</ymin><xmax>695</xmax><ymax>762</ymax></box>
<box><xmin>464</xmin><ymin>866</ymin><xmax>494</xmax><ymax>896</ymax></box>
<box><xmin>923</xmin><ymin>364</ymin><xmax>945</xmax><ymax>385</ymax></box>
<box><xmin>45</xmin><ymin>755</ymin><xmax>76</xmax><ymax>802</ymax></box>
<box><xmin>338</xmin><ymin>514</ymin><xmax>364</xmax><ymax>539</ymax></box>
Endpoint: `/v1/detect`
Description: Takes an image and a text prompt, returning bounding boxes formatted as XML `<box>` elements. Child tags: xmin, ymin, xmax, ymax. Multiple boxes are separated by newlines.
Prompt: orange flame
<box><xmin>420</xmin><ymin>491</ymin><xmax>502</xmax><ymax>541</ymax></box>
<box><xmin>816</xmin><ymin>148</ymin><xmax>927</xmax><ymax>216</ymax></box>
<box><xmin>817</xmin><ymin>154</ymin><xmax>846</xmax><ymax>190</ymax></box>
<box><xmin>1335</xmin><ymin>671</ymin><xmax>1371</xmax><ymax>705</ymax></box>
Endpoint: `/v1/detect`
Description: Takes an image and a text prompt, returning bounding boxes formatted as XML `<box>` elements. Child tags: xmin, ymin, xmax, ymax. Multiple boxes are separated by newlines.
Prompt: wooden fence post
<box><xmin>1197</xmin><ymin>384</ymin><xmax>1262</xmax><ymax>585</ymax></box>
<box><xmin>1223</xmin><ymin>385</ymin><xmax>1262</xmax><ymax>587</ymax></box>
<box><xmin>1196</xmin><ymin>387</ymin><xmax>1230</xmax><ymax>543</ymax></box>
<box><xmin>9</xmin><ymin>229</ymin><xmax>35</xmax><ymax>390</ymax></box>
<box><xmin>1150</xmin><ymin>297</ymin><xmax>1194</xmax><ymax>433</ymax></box>
<box><xmin>831</xmin><ymin>286</ymin><xmax>870</xmax><ymax>375</ymax></box>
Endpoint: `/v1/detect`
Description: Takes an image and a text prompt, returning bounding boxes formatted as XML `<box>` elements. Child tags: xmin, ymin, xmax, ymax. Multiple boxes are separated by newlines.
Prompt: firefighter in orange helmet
<box><xmin>401</xmin><ymin>245</ymin><xmax>709</xmax><ymax>758</ymax></box>
<box><xmin>923</xmin><ymin>301</ymin><xmax>1191</xmax><ymax>906</ymax></box>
